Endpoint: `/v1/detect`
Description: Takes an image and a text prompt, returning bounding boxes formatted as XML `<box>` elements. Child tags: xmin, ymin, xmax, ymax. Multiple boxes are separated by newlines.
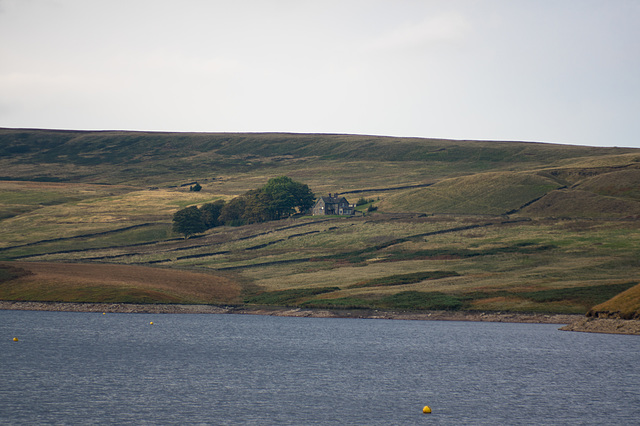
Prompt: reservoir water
<box><xmin>1</xmin><ymin>310</ymin><xmax>638</xmax><ymax>425</ymax></box>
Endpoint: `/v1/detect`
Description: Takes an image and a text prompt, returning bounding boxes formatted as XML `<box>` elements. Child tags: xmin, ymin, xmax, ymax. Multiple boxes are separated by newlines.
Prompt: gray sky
<box><xmin>1</xmin><ymin>0</ymin><xmax>639</xmax><ymax>147</ymax></box>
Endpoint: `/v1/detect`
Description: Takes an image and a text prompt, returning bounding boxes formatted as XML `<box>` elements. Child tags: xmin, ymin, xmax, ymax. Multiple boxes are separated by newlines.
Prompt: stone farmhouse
<box><xmin>312</xmin><ymin>194</ymin><xmax>356</xmax><ymax>216</ymax></box>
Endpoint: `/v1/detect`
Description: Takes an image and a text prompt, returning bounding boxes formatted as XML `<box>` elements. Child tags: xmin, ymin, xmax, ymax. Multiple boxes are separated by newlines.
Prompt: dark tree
<box><xmin>219</xmin><ymin>196</ymin><xmax>247</xmax><ymax>226</ymax></box>
<box><xmin>200</xmin><ymin>200</ymin><xmax>225</xmax><ymax>228</ymax></box>
<box><xmin>262</xmin><ymin>176</ymin><xmax>315</xmax><ymax>219</ymax></box>
<box><xmin>242</xmin><ymin>189</ymin><xmax>273</xmax><ymax>223</ymax></box>
<box><xmin>172</xmin><ymin>206</ymin><xmax>207</xmax><ymax>238</ymax></box>
<box><xmin>190</xmin><ymin>182</ymin><xmax>202</xmax><ymax>192</ymax></box>
<box><xmin>217</xmin><ymin>176</ymin><xmax>315</xmax><ymax>226</ymax></box>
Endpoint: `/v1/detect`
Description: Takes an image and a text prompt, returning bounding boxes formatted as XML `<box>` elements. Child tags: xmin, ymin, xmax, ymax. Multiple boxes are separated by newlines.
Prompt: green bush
<box><xmin>244</xmin><ymin>287</ymin><xmax>340</xmax><ymax>305</ymax></box>
<box><xmin>301</xmin><ymin>297</ymin><xmax>374</xmax><ymax>309</ymax></box>
<box><xmin>379</xmin><ymin>291</ymin><xmax>463</xmax><ymax>310</ymax></box>
<box><xmin>350</xmin><ymin>271</ymin><xmax>459</xmax><ymax>288</ymax></box>
<box><xmin>519</xmin><ymin>282</ymin><xmax>637</xmax><ymax>306</ymax></box>
<box><xmin>303</xmin><ymin>291</ymin><xmax>463</xmax><ymax>311</ymax></box>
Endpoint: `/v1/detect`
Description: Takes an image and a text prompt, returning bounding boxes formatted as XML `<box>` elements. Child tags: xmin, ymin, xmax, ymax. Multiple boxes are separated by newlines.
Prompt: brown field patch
<box><xmin>0</xmin><ymin>262</ymin><xmax>242</xmax><ymax>304</ymax></box>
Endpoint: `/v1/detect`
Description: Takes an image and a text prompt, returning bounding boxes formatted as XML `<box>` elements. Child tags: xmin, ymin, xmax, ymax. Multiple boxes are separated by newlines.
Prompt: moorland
<box><xmin>1</xmin><ymin>127</ymin><xmax>639</xmax><ymax>323</ymax></box>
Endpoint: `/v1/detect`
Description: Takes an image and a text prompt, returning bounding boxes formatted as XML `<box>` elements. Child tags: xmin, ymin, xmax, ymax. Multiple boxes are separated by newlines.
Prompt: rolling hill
<box><xmin>1</xmin><ymin>127</ymin><xmax>638</xmax><ymax>319</ymax></box>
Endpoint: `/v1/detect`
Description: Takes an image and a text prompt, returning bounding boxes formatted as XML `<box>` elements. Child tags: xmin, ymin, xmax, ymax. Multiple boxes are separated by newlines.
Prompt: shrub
<box><xmin>349</xmin><ymin>271</ymin><xmax>460</xmax><ymax>288</ymax></box>
<box><xmin>380</xmin><ymin>291</ymin><xmax>463</xmax><ymax>310</ymax></box>
<box><xmin>244</xmin><ymin>287</ymin><xmax>340</xmax><ymax>305</ymax></box>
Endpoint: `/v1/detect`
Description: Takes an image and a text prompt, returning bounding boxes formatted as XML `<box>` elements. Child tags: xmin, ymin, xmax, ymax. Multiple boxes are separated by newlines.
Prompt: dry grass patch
<box><xmin>522</xmin><ymin>190</ymin><xmax>640</xmax><ymax>218</ymax></box>
<box><xmin>0</xmin><ymin>188</ymin><xmax>224</xmax><ymax>247</ymax></box>
<box><xmin>589</xmin><ymin>283</ymin><xmax>640</xmax><ymax>319</ymax></box>
<box><xmin>0</xmin><ymin>180</ymin><xmax>129</xmax><ymax>204</ymax></box>
<box><xmin>241</xmin><ymin>259</ymin><xmax>464</xmax><ymax>291</ymax></box>
<box><xmin>549</xmin><ymin>152</ymin><xmax>640</xmax><ymax>171</ymax></box>
<box><xmin>380</xmin><ymin>171</ymin><xmax>561</xmax><ymax>214</ymax></box>
<box><xmin>0</xmin><ymin>262</ymin><xmax>242</xmax><ymax>304</ymax></box>
<box><xmin>576</xmin><ymin>169</ymin><xmax>640</xmax><ymax>200</ymax></box>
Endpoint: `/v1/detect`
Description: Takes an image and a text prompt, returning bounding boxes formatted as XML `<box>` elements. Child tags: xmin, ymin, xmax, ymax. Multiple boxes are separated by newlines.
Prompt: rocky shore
<box><xmin>559</xmin><ymin>317</ymin><xmax>640</xmax><ymax>335</ymax></box>
<box><xmin>2</xmin><ymin>300</ymin><xmax>638</xmax><ymax>334</ymax></box>
<box><xmin>0</xmin><ymin>300</ymin><xmax>574</xmax><ymax>322</ymax></box>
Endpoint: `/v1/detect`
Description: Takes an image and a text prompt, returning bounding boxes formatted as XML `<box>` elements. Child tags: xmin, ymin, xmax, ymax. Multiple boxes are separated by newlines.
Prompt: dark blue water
<box><xmin>1</xmin><ymin>310</ymin><xmax>638</xmax><ymax>425</ymax></box>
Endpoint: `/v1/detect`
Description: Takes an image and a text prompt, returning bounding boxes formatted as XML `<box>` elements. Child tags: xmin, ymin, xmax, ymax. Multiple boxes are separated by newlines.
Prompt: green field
<box><xmin>1</xmin><ymin>128</ymin><xmax>639</xmax><ymax>316</ymax></box>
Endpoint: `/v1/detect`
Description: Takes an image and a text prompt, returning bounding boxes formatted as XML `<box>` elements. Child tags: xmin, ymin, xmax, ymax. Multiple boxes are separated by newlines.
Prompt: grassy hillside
<box><xmin>379</xmin><ymin>171</ymin><xmax>563</xmax><ymax>215</ymax></box>
<box><xmin>587</xmin><ymin>283</ymin><xmax>640</xmax><ymax>320</ymax></box>
<box><xmin>2</xmin><ymin>215</ymin><xmax>638</xmax><ymax>314</ymax></box>
<box><xmin>0</xmin><ymin>262</ymin><xmax>241</xmax><ymax>304</ymax></box>
<box><xmin>1</xmin><ymin>128</ymin><xmax>635</xmax><ymax>187</ymax></box>
<box><xmin>1</xmin><ymin>128</ymin><xmax>639</xmax><ymax>316</ymax></box>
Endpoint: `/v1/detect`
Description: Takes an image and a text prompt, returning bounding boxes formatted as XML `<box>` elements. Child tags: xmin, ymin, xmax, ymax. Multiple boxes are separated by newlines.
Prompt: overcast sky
<box><xmin>1</xmin><ymin>0</ymin><xmax>639</xmax><ymax>148</ymax></box>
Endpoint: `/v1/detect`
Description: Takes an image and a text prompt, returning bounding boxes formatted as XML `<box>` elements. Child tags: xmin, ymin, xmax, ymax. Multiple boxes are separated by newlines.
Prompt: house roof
<box><xmin>317</xmin><ymin>196</ymin><xmax>348</xmax><ymax>204</ymax></box>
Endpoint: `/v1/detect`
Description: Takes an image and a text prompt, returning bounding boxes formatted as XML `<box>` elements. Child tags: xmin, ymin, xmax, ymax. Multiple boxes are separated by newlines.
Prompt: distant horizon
<box><xmin>2</xmin><ymin>125</ymin><xmax>638</xmax><ymax>150</ymax></box>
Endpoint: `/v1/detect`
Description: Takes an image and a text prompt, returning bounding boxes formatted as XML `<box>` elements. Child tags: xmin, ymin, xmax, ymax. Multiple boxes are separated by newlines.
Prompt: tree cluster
<box><xmin>172</xmin><ymin>176</ymin><xmax>315</xmax><ymax>238</ymax></box>
<box><xmin>356</xmin><ymin>197</ymin><xmax>378</xmax><ymax>213</ymax></box>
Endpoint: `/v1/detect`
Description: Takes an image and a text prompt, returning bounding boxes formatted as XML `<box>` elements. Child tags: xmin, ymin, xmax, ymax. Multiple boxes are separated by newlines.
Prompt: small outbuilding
<box><xmin>312</xmin><ymin>193</ymin><xmax>356</xmax><ymax>216</ymax></box>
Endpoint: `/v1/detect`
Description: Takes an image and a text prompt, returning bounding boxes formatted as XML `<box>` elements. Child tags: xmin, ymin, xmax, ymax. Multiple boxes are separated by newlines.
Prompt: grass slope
<box><xmin>379</xmin><ymin>171</ymin><xmax>563</xmax><ymax>215</ymax></box>
<box><xmin>588</xmin><ymin>283</ymin><xmax>640</xmax><ymax>319</ymax></box>
<box><xmin>0</xmin><ymin>262</ymin><xmax>241</xmax><ymax>304</ymax></box>
<box><xmin>4</xmin><ymin>215</ymin><xmax>637</xmax><ymax>315</ymax></box>
<box><xmin>1</xmin><ymin>128</ymin><xmax>635</xmax><ymax>187</ymax></box>
<box><xmin>1</xmin><ymin>128</ymin><xmax>639</xmax><ymax>316</ymax></box>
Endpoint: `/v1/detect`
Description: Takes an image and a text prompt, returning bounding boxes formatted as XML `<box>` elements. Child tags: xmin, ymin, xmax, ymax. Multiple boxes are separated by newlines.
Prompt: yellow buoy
<box><xmin>422</xmin><ymin>406</ymin><xmax>432</xmax><ymax>414</ymax></box>
<box><xmin>103</xmin><ymin>312</ymin><xmax>106</xmax><ymax>315</ymax></box>
<box><xmin>149</xmin><ymin>321</ymin><xmax>154</xmax><ymax>325</ymax></box>
<box><xmin>13</xmin><ymin>337</ymin><xmax>19</xmax><ymax>342</ymax></box>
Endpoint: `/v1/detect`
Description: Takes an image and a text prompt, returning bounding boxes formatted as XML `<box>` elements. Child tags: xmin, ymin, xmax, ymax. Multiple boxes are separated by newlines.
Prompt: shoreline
<box><xmin>2</xmin><ymin>301</ymin><xmax>638</xmax><ymax>334</ymax></box>
<box><xmin>0</xmin><ymin>299</ymin><xmax>578</xmax><ymax>323</ymax></box>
